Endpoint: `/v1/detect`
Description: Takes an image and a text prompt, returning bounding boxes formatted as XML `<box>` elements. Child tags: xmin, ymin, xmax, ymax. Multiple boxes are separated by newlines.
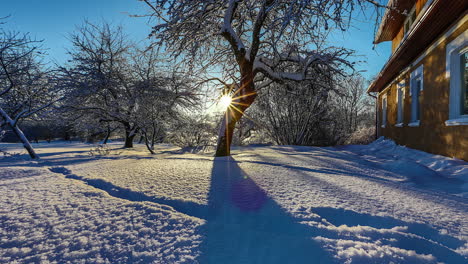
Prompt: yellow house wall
<box><xmin>377</xmin><ymin>19</ymin><xmax>468</xmax><ymax>161</ymax></box>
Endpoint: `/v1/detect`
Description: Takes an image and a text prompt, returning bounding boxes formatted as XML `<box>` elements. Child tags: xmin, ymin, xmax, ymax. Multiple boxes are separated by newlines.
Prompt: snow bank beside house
<box><xmin>340</xmin><ymin>137</ymin><xmax>468</xmax><ymax>195</ymax></box>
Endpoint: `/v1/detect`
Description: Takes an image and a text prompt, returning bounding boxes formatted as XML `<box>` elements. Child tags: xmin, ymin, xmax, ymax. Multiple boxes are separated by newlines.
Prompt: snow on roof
<box><xmin>374</xmin><ymin>0</ymin><xmax>398</xmax><ymax>43</ymax></box>
<box><xmin>374</xmin><ymin>0</ymin><xmax>417</xmax><ymax>44</ymax></box>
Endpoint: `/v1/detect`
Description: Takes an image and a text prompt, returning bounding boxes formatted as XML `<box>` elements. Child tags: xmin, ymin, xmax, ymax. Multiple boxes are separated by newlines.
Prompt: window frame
<box><xmin>381</xmin><ymin>94</ymin><xmax>387</xmax><ymax>128</ymax></box>
<box><xmin>409</xmin><ymin>65</ymin><xmax>423</xmax><ymax>127</ymax></box>
<box><xmin>403</xmin><ymin>5</ymin><xmax>417</xmax><ymax>37</ymax></box>
<box><xmin>446</xmin><ymin>31</ymin><xmax>468</xmax><ymax>126</ymax></box>
<box><xmin>396</xmin><ymin>80</ymin><xmax>406</xmax><ymax>127</ymax></box>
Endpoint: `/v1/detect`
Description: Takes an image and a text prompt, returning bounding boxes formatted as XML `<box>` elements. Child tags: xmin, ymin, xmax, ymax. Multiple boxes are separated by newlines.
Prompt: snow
<box><xmin>0</xmin><ymin>139</ymin><xmax>467</xmax><ymax>263</ymax></box>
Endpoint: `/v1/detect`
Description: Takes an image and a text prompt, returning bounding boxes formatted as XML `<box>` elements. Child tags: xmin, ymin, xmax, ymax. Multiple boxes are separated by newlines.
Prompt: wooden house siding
<box><xmin>391</xmin><ymin>27</ymin><xmax>404</xmax><ymax>53</ymax></box>
<box><xmin>377</xmin><ymin>19</ymin><xmax>468</xmax><ymax>160</ymax></box>
<box><xmin>391</xmin><ymin>0</ymin><xmax>431</xmax><ymax>54</ymax></box>
<box><xmin>416</xmin><ymin>0</ymin><xmax>429</xmax><ymax>14</ymax></box>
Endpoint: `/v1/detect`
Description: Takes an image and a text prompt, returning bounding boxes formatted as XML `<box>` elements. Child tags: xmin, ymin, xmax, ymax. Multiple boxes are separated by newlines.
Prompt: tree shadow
<box><xmin>0</xmin><ymin>153</ymin><xmax>156</xmax><ymax>169</ymax></box>
<box><xmin>252</xmin><ymin>153</ymin><xmax>468</xmax><ymax>204</ymax></box>
<box><xmin>48</xmin><ymin>166</ymin><xmax>207</xmax><ymax>217</ymax></box>
<box><xmin>0</xmin><ymin>168</ymin><xmax>43</xmax><ymax>181</ymax></box>
<box><xmin>195</xmin><ymin>156</ymin><xmax>467</xmax><ymax>263</ymax></box>
<box><xmin>195</xmin><ymin>157</ymin><xmax>332</xmax><ymax>264</ymax></box>
<box><xmin>312</xmin><ymin>207</ymin><xmax>467</xmax><ymax>264</ymax></box>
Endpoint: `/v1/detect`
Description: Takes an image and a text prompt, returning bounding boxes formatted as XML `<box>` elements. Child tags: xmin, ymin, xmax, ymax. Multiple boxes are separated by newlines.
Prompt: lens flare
<box><xmin>219</xmin><ymin>95</ymin><xmax>232</xmax><ymax>110</ymax></box>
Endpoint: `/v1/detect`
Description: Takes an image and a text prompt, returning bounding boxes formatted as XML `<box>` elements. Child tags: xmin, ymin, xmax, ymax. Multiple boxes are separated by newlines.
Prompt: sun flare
<box><xmin>219</xmin><ymin>95</ymin><xmax>232</xmax><ymax>110</ymax></box>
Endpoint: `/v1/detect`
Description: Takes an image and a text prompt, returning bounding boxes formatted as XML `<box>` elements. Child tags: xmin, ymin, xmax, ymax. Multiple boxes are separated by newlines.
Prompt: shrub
<box><xmin>344</xmin><ymin>126</ymin><xmax>376</xmax><ymax>145</ymax></box>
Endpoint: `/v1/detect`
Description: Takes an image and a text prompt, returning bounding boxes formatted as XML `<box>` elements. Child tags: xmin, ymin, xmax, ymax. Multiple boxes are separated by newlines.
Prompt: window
<box><xmin>446</xmin><ymin>32</ymin><xmax>468</xmax><ymax>126</ymax></box>
<box><xmin>462</xmin><ymin>51</ymin><xmax>468</xmax><ymax>115</ymax></box>
<box><xmin>409</xmin><ymin>65</ymin><xmax>423</xmax><ymax>126</ymax></box>
<box><xmin>404</xmin><ymin>6</ymin><xmax>417</xmax><ymax>36</ymax></box>
<box><xmin>396</xmin><ymin>80</ymin><xmax>405</xmax><ymax>127</ymax></box>
<box><xmin>381</xmin><ymin>94</ymin><xmax>387</xmax><ymax>128</ymax></box>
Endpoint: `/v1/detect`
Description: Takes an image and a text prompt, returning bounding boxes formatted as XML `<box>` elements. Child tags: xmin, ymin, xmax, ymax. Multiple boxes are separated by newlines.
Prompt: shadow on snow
<box><xmin>46</xmin><ymin>155</ymin><xmax>467</xmax><ymax>263</ymax></box>
<box><xmin>195</xmin><ymin>157</ymin><xmax>331</xmax><ymax>264</ymax></box>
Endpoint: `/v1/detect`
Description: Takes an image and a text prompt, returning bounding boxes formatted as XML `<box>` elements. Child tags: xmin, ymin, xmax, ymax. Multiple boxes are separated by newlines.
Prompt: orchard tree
<box><xmin>141</xmin><ymin>0</ymin><xmax>382</xmax><ymax>156</ymax></box>
<box><xmin>133</xmin><ymin>49</ymin><xmax>200</xmax><ymax>153</ymax></box>
<box><xmin>60</xmin><ymin>21</ymin><xmax>140</xmax><ymax>148</ymax></box>
<box><xmin>0</xmin><ymin>26</ymin><xmax>60</xmax><ymax>159</ymax></box>
<box><xmin>62</xmin><ymin>21</ymin><xmax>198</xmax><ymax>150</ymax></box>
<box><xmin>254</xmin><ymin>77</ymin><xmax>337</xmax><ymax>146</ymax></box>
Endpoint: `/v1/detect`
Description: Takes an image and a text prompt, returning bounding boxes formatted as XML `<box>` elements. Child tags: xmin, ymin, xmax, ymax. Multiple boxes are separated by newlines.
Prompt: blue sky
<box><xmin>1</xmin><ymin>0</ymin><xmax>390</xmax><ymax>81</ymax></box>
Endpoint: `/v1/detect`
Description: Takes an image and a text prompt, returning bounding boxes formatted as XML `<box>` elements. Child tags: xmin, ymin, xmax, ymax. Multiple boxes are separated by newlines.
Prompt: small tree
<box><xmin>132</xmin><ymin>46</ymin><xmax>200</xmax><ymax>153</ymax></box>
<box><xmin>167</xmin><ymin>114</ymin><xmax>217</xmax><ymax>150</ymax></box>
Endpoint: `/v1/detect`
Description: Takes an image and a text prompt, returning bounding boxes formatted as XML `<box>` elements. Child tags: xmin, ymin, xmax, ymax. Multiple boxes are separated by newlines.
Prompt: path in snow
<box><xmin>48</xmin><ymin>166</ymin><xmax>207</xmax><ymax>218</ymax></box>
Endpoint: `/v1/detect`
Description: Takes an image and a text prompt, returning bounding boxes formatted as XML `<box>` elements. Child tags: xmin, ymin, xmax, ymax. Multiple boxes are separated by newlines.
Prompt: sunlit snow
<box><xmin>0</xmin><ymin>138</ymin><xmax>467</xmax><ymax>263</ymax></box>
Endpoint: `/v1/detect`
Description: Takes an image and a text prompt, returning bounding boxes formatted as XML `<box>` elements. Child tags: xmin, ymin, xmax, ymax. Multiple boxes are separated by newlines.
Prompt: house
<box><xmin>368</xmin><ymin>0</ymin><xmax>468</xmax><ymax>161</ymax></box>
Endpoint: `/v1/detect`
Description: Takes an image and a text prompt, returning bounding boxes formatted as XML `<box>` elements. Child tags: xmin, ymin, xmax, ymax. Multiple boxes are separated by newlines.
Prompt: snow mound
<box><xmin>341</xmin><ymin>137</ymin><xmax>468</xmax><ymax>196</ymax></box>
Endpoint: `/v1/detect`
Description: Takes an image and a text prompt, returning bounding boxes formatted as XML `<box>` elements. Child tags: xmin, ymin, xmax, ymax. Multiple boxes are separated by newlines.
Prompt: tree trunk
<box><xmin>143</xmin><ymin>132</ymin><xmax>156</xmax><ymax>154</ymax></box>
<box><xmin>122</xmin><ymin>122</ymin><xmax>138</xmax><ymax>148</ymax></box>
<box><xmin>150</xmin><ymin>122</ymin><xmax>157</xmax><ymax>149</ymax></box>
<box><xmin>124</xmin><ymin>130</ymin><xmax>136</xmax><ymax>148</ymax></box>
<box><xmin>215</xmin><ymin>113</ymin><xmax>237</xmax><ymax>156</ymax></box>
<box><xmin>0</xmin><ymin>106</ymin><xmax>39</xmax><ymax>159</ymax></box>
<box><xmin>215</xmin><ymin>73</ymin><xmax>257</xmax><ymax>156</ymax></box>
<box><xmin>103</xmin><ymin>127</ymin><xmax>111</xmax><ymax>144</ymax></box>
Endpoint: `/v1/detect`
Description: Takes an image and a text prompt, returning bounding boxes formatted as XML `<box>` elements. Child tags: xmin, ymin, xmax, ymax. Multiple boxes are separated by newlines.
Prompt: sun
<box><xmin>219</xmin><ymin>95</ymin><xmax>232</xmax><ymax>110</ymax></box>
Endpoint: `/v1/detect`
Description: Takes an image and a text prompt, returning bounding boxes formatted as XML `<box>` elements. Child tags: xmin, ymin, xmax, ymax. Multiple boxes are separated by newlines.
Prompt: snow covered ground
<box><xmin>0</xmin><ymin>138</ymin><xmax>467</xmax><ymax>263</ymax></box>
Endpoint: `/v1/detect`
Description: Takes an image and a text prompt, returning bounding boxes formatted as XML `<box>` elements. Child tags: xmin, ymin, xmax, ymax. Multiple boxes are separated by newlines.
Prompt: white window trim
<box><xmin>410</xmin><ymin>65</ymin><xmax>423</xmax><ymax>124</ymax></box>
<box><xmin>446</xmin><ymin>31</ymin><xmax>468</xmax><ymax>126</ymax></box>
<box><xmin>410</xmin><ymin>65</ymin><xmax>424</xmax><ymax>94</ymax></box>
<box><xmin>408</xmin><ymin>120</ymin><xmax>420</xmax><ymax>127</ymax></box>
<box><xmin>445</xmin><ymin>117</ymin><xmax>468</xmax><ymax>126</ymax></box>
<box><xmin>396</xmin><ymin>80</ymin><xmax>406</xmax><ymax>126</ymax></box>
<box><xmin>381</xmin><ymin>94</ymin><xmax>387</xmax><ymax>128</ymax></box>
<box><xmin>403</xmin><ymin>5</ymin><xmax>417</xmax><ymax>37</ymax></box>
<box><xmin>388</xmin><ymin>0</ymin><xmax>436</xmax><ymax>52</ymax></box>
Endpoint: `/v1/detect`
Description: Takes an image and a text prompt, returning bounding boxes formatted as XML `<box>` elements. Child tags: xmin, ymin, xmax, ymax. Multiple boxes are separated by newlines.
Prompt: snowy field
<box><xmin>0</xmin><ymin>139</ymin><xmax>467</xmax><ymax>263</ymax></box>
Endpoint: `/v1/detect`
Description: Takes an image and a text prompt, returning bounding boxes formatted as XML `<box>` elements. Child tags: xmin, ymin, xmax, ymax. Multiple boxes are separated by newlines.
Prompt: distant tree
<box><xmin>167</xmin><ymin>114</ymin><xmax>217</xmax><ymax>150</ymax></box>
<box><xmin>253</xmin><ymin>74</ymin><xmax>338</xmax><ymax>146</ymax></box>
<box><xmin>334</xmin><ymin>75</ymin><xmax>370</xmax><ymax>136</ymax></box>
<box><xmin>61</xmin><ymin>21</ymin><xmax>198</xmax><ymax>151</ymax></box>
<box><xmin>60</xmin><ymin>21</ymin><xmax>139</xmax><ymax>148</ymax></box>
<box><xmin>0</xmin><ymin>25</ymin><xmax>60</xmax><ymax>159</ymax></box>
<box><xmin>142</xmin><ymin>0</ymin><xmax>382</xmax><ymax>156</ymax></box>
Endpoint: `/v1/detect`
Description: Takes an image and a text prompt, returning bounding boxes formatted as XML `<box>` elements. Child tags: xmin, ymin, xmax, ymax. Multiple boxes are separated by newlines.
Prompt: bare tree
<box><xmin>141</xmin><ymin>0</ymin><xmax>381</xmax><ymax>156</ymax></box>
<box><xmin>253</xmin><ymin>75</ymin><xmax>338</xmax><ymax>146</ymax></box>
<box><xmin>61</xmin><ymin>21</ymin><xmax>199</xmax><ymax>151</ymax></box>
<box><xmin>60</xmin><ymin>21</ymin><xmax>141</xmax><ymax>148</ymax></box>
<box><xmin>0</xmin><ymin>26</ymin><xmax>60</xmax><ymax>159</ymax></box>
<box><xmin>335</xmin><ymin>75</ymin><xmax>368</xmax><ymax>134</ymax></box>
<box><xmin>135</xmin><ymin>70</ymin><xmax>199</xmax><ymax>153</ymax></box>
<box><xmin>167</xmin><ymin>114</ymin><xmax>217</xmax><ymax>150</ymax></box>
